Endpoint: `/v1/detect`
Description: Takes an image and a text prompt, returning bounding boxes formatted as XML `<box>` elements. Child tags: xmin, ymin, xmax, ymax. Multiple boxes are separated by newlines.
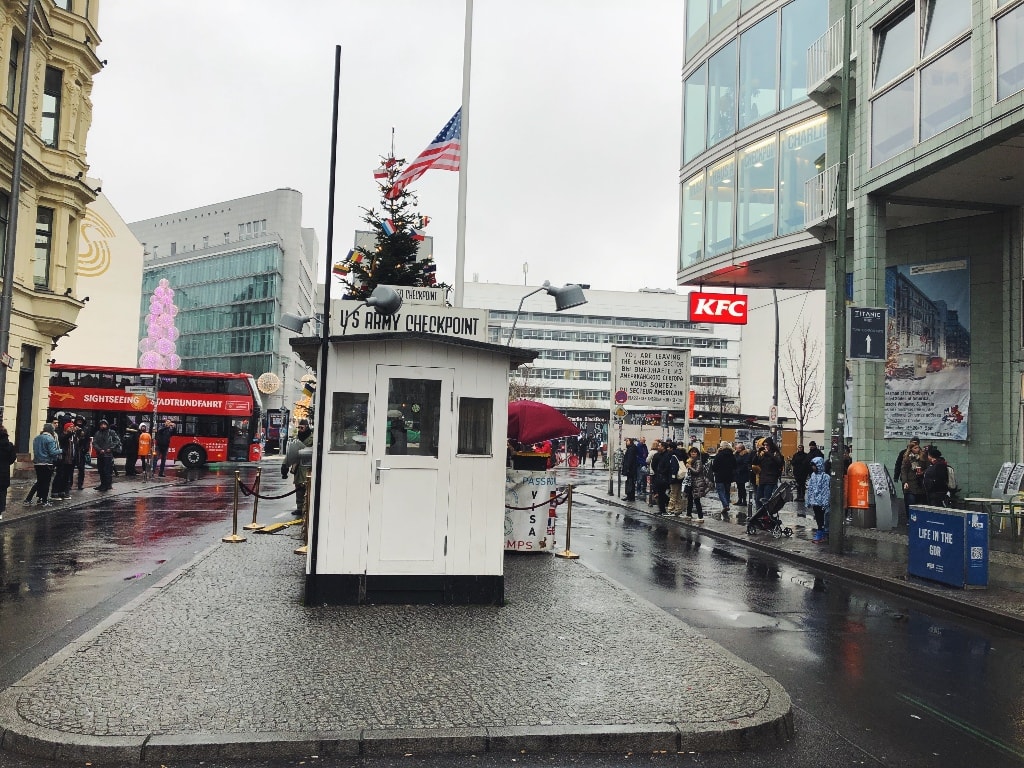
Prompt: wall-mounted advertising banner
<box><xmin>883</xmin><ymin>260</ymin><xmax>970</xmax><ymax>441</ymax></box>
<box><xmin>688</xmin><ymin>292</ymin><xmax>748</xmax><ymax>324</ymax></box>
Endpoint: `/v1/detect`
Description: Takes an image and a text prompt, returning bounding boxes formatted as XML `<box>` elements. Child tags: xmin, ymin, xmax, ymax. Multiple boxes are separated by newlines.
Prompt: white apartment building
<box><xmin>462</xmin><ymin>281</ymin><xmax>744</xmax><ymax>436</ymax></box>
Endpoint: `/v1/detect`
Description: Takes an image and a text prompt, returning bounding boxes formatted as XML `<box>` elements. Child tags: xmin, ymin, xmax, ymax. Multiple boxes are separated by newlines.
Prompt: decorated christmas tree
<box><xmin>335</xmin><ymin>155</ymin><xmax>447</xmax><ymax>300</ymax></box>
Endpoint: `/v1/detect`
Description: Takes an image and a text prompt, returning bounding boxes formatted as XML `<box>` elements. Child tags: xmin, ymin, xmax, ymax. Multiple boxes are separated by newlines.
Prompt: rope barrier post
<box><xmin>222</xmin><ymin>470</ymin><xmax>247</xmax><ymax>543</ymax></box>
<box><xmin>555</xmin><ymin>483</ymin><xmax>579</xmax><ymax>559</ymax></box>
<box><xmin>244</xmin><ymin>467</ymin><xmax>264</xmax><ymax>531</ymax></box>
<box><xmin>295</xmin><ymin>469</ymin><xmax>310</xmax><ymax>555</ymax></box>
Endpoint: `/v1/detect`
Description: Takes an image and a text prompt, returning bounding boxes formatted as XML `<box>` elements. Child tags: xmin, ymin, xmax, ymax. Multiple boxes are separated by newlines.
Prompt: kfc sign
<box><xmin>688</xmin><ymin>292</ymin><xmax>749</xmax><ymax>325</ymax></box>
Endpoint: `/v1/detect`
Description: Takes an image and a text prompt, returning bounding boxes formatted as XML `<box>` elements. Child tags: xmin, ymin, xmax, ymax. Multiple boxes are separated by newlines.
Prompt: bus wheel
<box><xmin>179</xmin><ymin>444</ymin><xmax>207</xmax><ymax>469</ymax></box>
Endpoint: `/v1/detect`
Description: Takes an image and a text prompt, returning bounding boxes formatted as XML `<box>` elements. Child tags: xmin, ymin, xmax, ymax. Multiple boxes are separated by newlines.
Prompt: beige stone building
<box><xmin>0</xmin><ymin>1</ymin><xmax>102</xmax><ymax>450</ymax></box>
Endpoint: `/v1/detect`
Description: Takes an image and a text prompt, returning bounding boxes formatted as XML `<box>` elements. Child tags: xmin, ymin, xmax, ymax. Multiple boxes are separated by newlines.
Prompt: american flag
<box><xmin>386</xmin><ymin>108</ymin><xmax>461</xmax><ymax>200</ymax></box>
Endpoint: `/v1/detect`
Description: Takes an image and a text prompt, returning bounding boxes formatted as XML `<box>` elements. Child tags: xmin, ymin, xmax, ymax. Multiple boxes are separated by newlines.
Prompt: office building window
<box><xmin>683</xmin><ymin>64</ymin><xmax>708</xmax><ymax>163</ymax></box>
<box><xmin>686</xmin><ymin>0</ymin><xmax>710</xmax><ymax>62</ymax></box>
<box><xmin>6</xmin><ymin>37</ymin><xmax>19</xmax><ymax>111</ymax></box>
<box><xmin>41</xmin><ymin>67</ymin><xmax>62</xmax><ymax>147</ymax></box>
<box><xmin>680</xmin><ymin>172</ymin><xmax>705</xmax><ymax>269</ymax></box>
<box><xmin>707</xmin><ymin>41</ymin><xmax>737</xmax><ymax>147</ymax></box>
<box><xmin>224</xmin><ymin>232</ymin><xmax>230</xmax><ymax>243</ymax></box>
<box><xmin>873</xmin><ymin>9</ymin><xmax>915</xmax><ymax>89</ymax></box>
<box><xmin>779</xmin><ymin>116</ymin><xmax>826</xmax><ymax>235</ymax></box>
<box><xmin>870</xmin><ymin>1</ymin><xmax>972</xmax><ymax>165</ymax></box>
<box><xmin>739</xmin><ymin>14</ymin><xmax>778</xmax><ymax>130</ymax></box>
<box><xmin>170</xmin><ymin>242</ymin><xmax>177</xmax><ymax>256</ymax></box>
<box><xmin>709</xmin><ymin>0</ymin><xmax>739</xmax><ymax>39</ymax></box>
<box><xmin>780</xmin><ymin>0</ymin><xmax>828</xmax><ymax>108</ymax></box>
<box><xmin>922</xmin><ymin>0</ymin><xmax>971</xmax><ymax>57</ymax></box>
<box><xmin>53</xmin><ymin>0</ymin><xmax>71</xmax><ymax>9</ymax></box>
<box><xmin>920</xmin><ymin>40</ymin><xmax>971</xmax><ymax>140</ymax></box>
<box><xmin>705</xmin><ymin>155</ymin><xmax>735</xmax><ymax>257</ymax></box>
<box><xmin>997</xmin><ymin>3</ymin><xmax>1024</xmax><ymax>100</ymax></box>
<box><xmin>737</xmin><ymin>136</ymin><xmax>777</xmax><ymax>246</ymax></box>
<box><xmin>34</xmin><ymin>207</ymin><xmax>54</xmax><ymax>288</ymax></box>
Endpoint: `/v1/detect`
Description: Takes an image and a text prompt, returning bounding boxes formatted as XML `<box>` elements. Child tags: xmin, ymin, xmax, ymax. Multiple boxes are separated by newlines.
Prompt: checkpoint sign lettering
<box><xmin>847</xmin><ymin>306</ymin><xmax>887</xmax><ymax>361</ymax></box>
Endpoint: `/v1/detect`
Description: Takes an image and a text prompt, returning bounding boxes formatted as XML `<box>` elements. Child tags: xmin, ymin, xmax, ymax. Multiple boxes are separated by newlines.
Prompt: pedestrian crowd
<box><xmin>612</xmin><ymin>435</ymin><xmax>851</xmax><ymax>543</ymax></box>
<box><xmin>9</xmin><ymin>413</ymin><xmax>179</xmax><ymax>516</ymax></box>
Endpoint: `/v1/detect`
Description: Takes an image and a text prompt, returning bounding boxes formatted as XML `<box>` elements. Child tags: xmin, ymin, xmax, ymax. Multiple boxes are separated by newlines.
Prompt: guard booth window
<box><xmin>458</xmin><ymin>398</ymin><xmax>493</xmax><ymax>456</ymax></box>
<box><xmin>386</xmin><ymin>378</ymin><xmax>441</xmax><ymax>457</ymax></box>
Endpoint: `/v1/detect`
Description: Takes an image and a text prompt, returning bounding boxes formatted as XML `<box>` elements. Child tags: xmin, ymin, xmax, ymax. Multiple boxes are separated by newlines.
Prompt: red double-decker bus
<box><xmin>47</xmin><ymin>364</ymin><xmax>262</xmax><ymax>468</ymax></box>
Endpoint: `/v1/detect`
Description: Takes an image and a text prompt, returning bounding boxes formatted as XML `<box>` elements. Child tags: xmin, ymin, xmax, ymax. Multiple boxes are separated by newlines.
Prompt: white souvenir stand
<box><xmin>290</xmin><ymin>288</ymin><xmax>535</xmax><ymax>605</ymax></box>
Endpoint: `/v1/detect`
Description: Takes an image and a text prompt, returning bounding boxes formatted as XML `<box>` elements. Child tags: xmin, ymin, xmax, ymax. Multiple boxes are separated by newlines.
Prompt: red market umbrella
<box><xmin>507</xmin><ymin>400</ymin><xmax>580</xmax><ymax>445</ymax></box>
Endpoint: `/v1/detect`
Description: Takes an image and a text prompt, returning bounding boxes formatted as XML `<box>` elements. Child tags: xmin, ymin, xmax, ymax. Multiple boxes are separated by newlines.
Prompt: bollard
<box><xmin>243</xmin><ymin>467</ymin><xmax>264</xmax><ymax>531</ymax></box>
<box><xmin>555</xmin><ymin>484</ymin><xmax>579</xmax><ymax>559</ymax></box>
<box><xmin>222</xmin><ymin>470</ymin><xmax>247</xmax><ymax>543</ymax></box>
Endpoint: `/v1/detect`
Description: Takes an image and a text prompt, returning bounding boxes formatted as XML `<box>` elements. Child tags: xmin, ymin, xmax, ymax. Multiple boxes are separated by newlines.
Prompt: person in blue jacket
<box><xmin>806</xmin><ymin>455</ymin><xmax>831</xmax><ymax>543</ymax></box>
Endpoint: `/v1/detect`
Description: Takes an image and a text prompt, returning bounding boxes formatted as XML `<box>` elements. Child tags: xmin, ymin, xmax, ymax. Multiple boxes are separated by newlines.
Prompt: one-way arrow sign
<box><xmin>847</xmin><ymin>306</ymin><xmax>887</xmax><ymax>361</ymax></box>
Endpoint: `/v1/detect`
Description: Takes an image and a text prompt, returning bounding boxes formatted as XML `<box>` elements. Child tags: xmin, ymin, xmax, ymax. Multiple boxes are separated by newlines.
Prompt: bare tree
<box><xmin>508</xmin><ymin>365</ymin><xmax>540</xmax><ymax>402</ymax></box>
<box><xmin>781</xmin><ymin>322</ymin><xmax>823</xmax><ymax>445</ymax></box>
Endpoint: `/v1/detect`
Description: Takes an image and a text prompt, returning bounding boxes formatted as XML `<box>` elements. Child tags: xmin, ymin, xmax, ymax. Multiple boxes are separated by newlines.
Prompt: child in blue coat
<box><xmin>806</xmin><ymin>455</ymin><xmax>830</xmax><ymax>543</ymax></box>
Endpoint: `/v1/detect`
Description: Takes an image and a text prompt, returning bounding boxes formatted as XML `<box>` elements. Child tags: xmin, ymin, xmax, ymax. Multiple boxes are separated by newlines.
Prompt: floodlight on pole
<box><xmin>506</xmin><ymin>281</ymin><xmax>587</xmax><ymax>346</ymax></box>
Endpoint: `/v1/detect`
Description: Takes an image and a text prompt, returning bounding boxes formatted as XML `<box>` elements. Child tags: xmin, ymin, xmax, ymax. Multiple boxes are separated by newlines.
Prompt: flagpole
<box><xmin>453</xmin><ymin>0</ymin><xmax>473</xmax><ymax>308</ymax></box>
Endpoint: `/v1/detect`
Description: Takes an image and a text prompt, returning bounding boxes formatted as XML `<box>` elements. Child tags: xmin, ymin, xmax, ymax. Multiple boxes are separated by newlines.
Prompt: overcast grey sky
<box><xmin>87</xmin><ymin>0</ymin><xmax>685</xmax><ymax>292</ymax></box>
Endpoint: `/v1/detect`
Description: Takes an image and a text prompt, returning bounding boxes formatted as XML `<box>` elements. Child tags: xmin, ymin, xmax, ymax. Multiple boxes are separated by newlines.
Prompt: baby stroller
<box><xmin>746</xmin><ymin>482</ymin><xmax>794</xmax><ymax>538</ymax></box>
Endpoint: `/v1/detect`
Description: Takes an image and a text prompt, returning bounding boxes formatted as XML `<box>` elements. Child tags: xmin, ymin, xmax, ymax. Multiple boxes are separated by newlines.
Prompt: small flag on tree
<box><xmin>419</xmin><ymin>215</ymin><xmax>431</xmax><ymax>228</ymax></box>
<box><xmin>332</xmin><ymin>261</ymin><xmax>350</xmax><ymax>277</ymax></box>
<box><xmin>381</xmin><ymin>219</ymin><xmax>396</xmax><ymax>236</ymax></box>
<box><xmin>373</xmin><ymin>157</ymin><xmax>396</xmax><ymax>179</ymax></box>
<box><xmin>409</xmin><ymin>227</ymin><xmax>425</xmax><ymax>242</ymax></box>
<box><xmin>386</xmin><ymin>108</ymin><xmax>461</xmax><ymax>200</ymax></box>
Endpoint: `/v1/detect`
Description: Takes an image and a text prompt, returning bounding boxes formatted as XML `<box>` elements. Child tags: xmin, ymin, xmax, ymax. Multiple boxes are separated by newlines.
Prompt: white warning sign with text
<box><xmin>611</xmin><ymin>345</ymin><xmax>692</xmax><ymax>411</ymax></box>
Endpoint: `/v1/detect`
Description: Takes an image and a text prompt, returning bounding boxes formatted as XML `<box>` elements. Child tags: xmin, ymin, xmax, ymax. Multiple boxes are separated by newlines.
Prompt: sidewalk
<box><xmin>0</xmin><ymin>464</ymin><xmax>793</xmax><ymax>764</ymax></box>
<box><xmin>573</xmin><ymin>472</ymin><xmax>1024</xmax><ymax>635</ymax></box>
<box><xmin>1</xmin><ymin>464</ymin><xmax>184</xmax><ymax>523</ymax></box>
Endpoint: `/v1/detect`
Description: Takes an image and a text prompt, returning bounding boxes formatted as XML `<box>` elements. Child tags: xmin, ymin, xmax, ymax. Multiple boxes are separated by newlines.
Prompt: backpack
<box><xmin>946</xmin><ymin>463</ymin><xmax>959</xmax><ymax>494</ymax></box>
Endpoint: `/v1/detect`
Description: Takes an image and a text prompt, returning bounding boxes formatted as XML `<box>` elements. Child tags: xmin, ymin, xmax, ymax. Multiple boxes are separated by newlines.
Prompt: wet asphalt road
<box><xmin>568</xmin><ymin>485</ymin><xmax>1024</xmax><ymax>768</ymax></box>
<box><xmin>2</xmin><ymin>467</ymin><xmax>1024</xmax><ymax>767</ymax></box>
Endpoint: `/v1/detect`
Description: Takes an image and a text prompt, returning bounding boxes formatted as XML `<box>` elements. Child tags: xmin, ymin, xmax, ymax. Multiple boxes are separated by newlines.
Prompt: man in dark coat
<box><xmin>791</xmin><ymin>444</ymin><xmax>811</xmax><ymax>502</ymax></box>
<box><xmin>621</xmin><ymin>437</ymin><xmax>638</xmax><ymax>502</ymax></box>
<box><xmin>711</xmin><ymin>440</ymin><xmax>737</xmax><ymax>520</ymax></box>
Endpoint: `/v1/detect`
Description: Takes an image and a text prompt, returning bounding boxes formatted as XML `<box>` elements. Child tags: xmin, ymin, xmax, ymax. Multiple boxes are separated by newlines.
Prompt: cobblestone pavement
<box><xmin>0</xmin><ymin>467</ymin><xmax>792</xmax><ymax>763</ymax></box>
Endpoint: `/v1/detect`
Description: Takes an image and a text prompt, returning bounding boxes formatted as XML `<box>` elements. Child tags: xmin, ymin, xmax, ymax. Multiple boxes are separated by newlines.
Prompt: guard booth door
<box><xmin>367</xmin><ymin>365</ymin><xmax>453</xmax><ymax>575</ymax></box>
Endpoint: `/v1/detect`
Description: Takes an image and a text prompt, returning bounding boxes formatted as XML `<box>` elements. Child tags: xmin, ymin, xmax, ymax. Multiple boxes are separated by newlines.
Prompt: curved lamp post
<box><xmin>506</xmin><ymin>281</ymin><xmax>587</xmax><ymax>346</ymax></box>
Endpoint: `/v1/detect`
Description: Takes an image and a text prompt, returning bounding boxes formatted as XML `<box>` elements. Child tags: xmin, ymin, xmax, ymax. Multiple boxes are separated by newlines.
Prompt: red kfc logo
<box><xmin>688</xmin><ymin>292</ymin><xmax>749</xmax><ymax>324</ymax></box>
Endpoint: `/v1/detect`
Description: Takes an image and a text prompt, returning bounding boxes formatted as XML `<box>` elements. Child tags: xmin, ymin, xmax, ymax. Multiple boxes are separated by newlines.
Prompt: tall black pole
<box><xmin>828</xmin><ymin>0</ymin><xmax>853</xmax><ymax>554</ymax></box>
<box><xmin>0</xmin><ymin>0</ymin><xmax>36</xmax><ymax>424</ymax></box>
<box><xmin>308</xmin><ymin>45</ymin><xmax>341</xmax><ymax>578</ymax></box>
<box><xmin>772</xmin><ymin>288</ymin><xmax>780</xmax><ymax>442</ymax></box>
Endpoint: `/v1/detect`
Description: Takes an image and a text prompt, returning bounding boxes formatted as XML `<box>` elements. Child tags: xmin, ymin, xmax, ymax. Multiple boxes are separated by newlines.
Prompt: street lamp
<box><xmin>506</xmin><ymin>281</ymin><xmax>588</xmax><ymax>346</ymax></box>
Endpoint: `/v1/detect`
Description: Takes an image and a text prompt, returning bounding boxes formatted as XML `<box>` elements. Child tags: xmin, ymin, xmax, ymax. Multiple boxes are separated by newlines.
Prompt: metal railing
<box><xmin>806</xmin><ymin>4</ymin><xmax>860</xmax><ymax>94</ymax></box>
<box><xmin>803</xmin><ymin>155</ymin><xmax>856</xmax><ymax>229</ymax></box>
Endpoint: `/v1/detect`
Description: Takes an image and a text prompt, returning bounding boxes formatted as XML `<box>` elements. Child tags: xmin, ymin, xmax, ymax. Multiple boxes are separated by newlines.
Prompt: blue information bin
<box><xmin>907</xmin><ymin>505</ymin><xmax>988</xmax><ymax>588</ymax></box>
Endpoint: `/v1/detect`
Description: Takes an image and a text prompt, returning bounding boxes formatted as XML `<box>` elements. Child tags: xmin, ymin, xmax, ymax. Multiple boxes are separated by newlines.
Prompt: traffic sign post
<box><xmin>847</xmin><ymin>306</ymin><xmax>887</xmax><ymax>361</ymax></box>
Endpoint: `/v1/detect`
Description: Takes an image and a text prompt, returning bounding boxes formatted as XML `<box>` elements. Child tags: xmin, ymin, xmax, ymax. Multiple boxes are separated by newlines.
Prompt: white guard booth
<box><xmin>291</xmin><ymin>291</ymin><xmax>535</xmax><ymax>605</ymax></box>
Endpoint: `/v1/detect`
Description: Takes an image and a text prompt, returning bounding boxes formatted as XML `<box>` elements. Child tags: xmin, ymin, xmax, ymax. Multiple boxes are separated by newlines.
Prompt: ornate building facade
<box><xmin>0</xmin><ymin>0</ymin><xmax>102</xmax><ymax>449</ymax></box>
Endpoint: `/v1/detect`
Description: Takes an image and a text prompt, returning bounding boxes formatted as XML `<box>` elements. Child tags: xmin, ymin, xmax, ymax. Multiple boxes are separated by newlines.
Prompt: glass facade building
<box><xmin>130</xmin><ymin>189</ymin><xmax>318</xmax><ymax>405</ymax></box>
<box><xmin>679</xmin><ymin>0</ymin><xmax>828</xmax><ymax>275</ymax></box>
<box><xmin>678</xmin><ymin>0</ymin><xmax>1024</xmax><ymax>499</ymax></box>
